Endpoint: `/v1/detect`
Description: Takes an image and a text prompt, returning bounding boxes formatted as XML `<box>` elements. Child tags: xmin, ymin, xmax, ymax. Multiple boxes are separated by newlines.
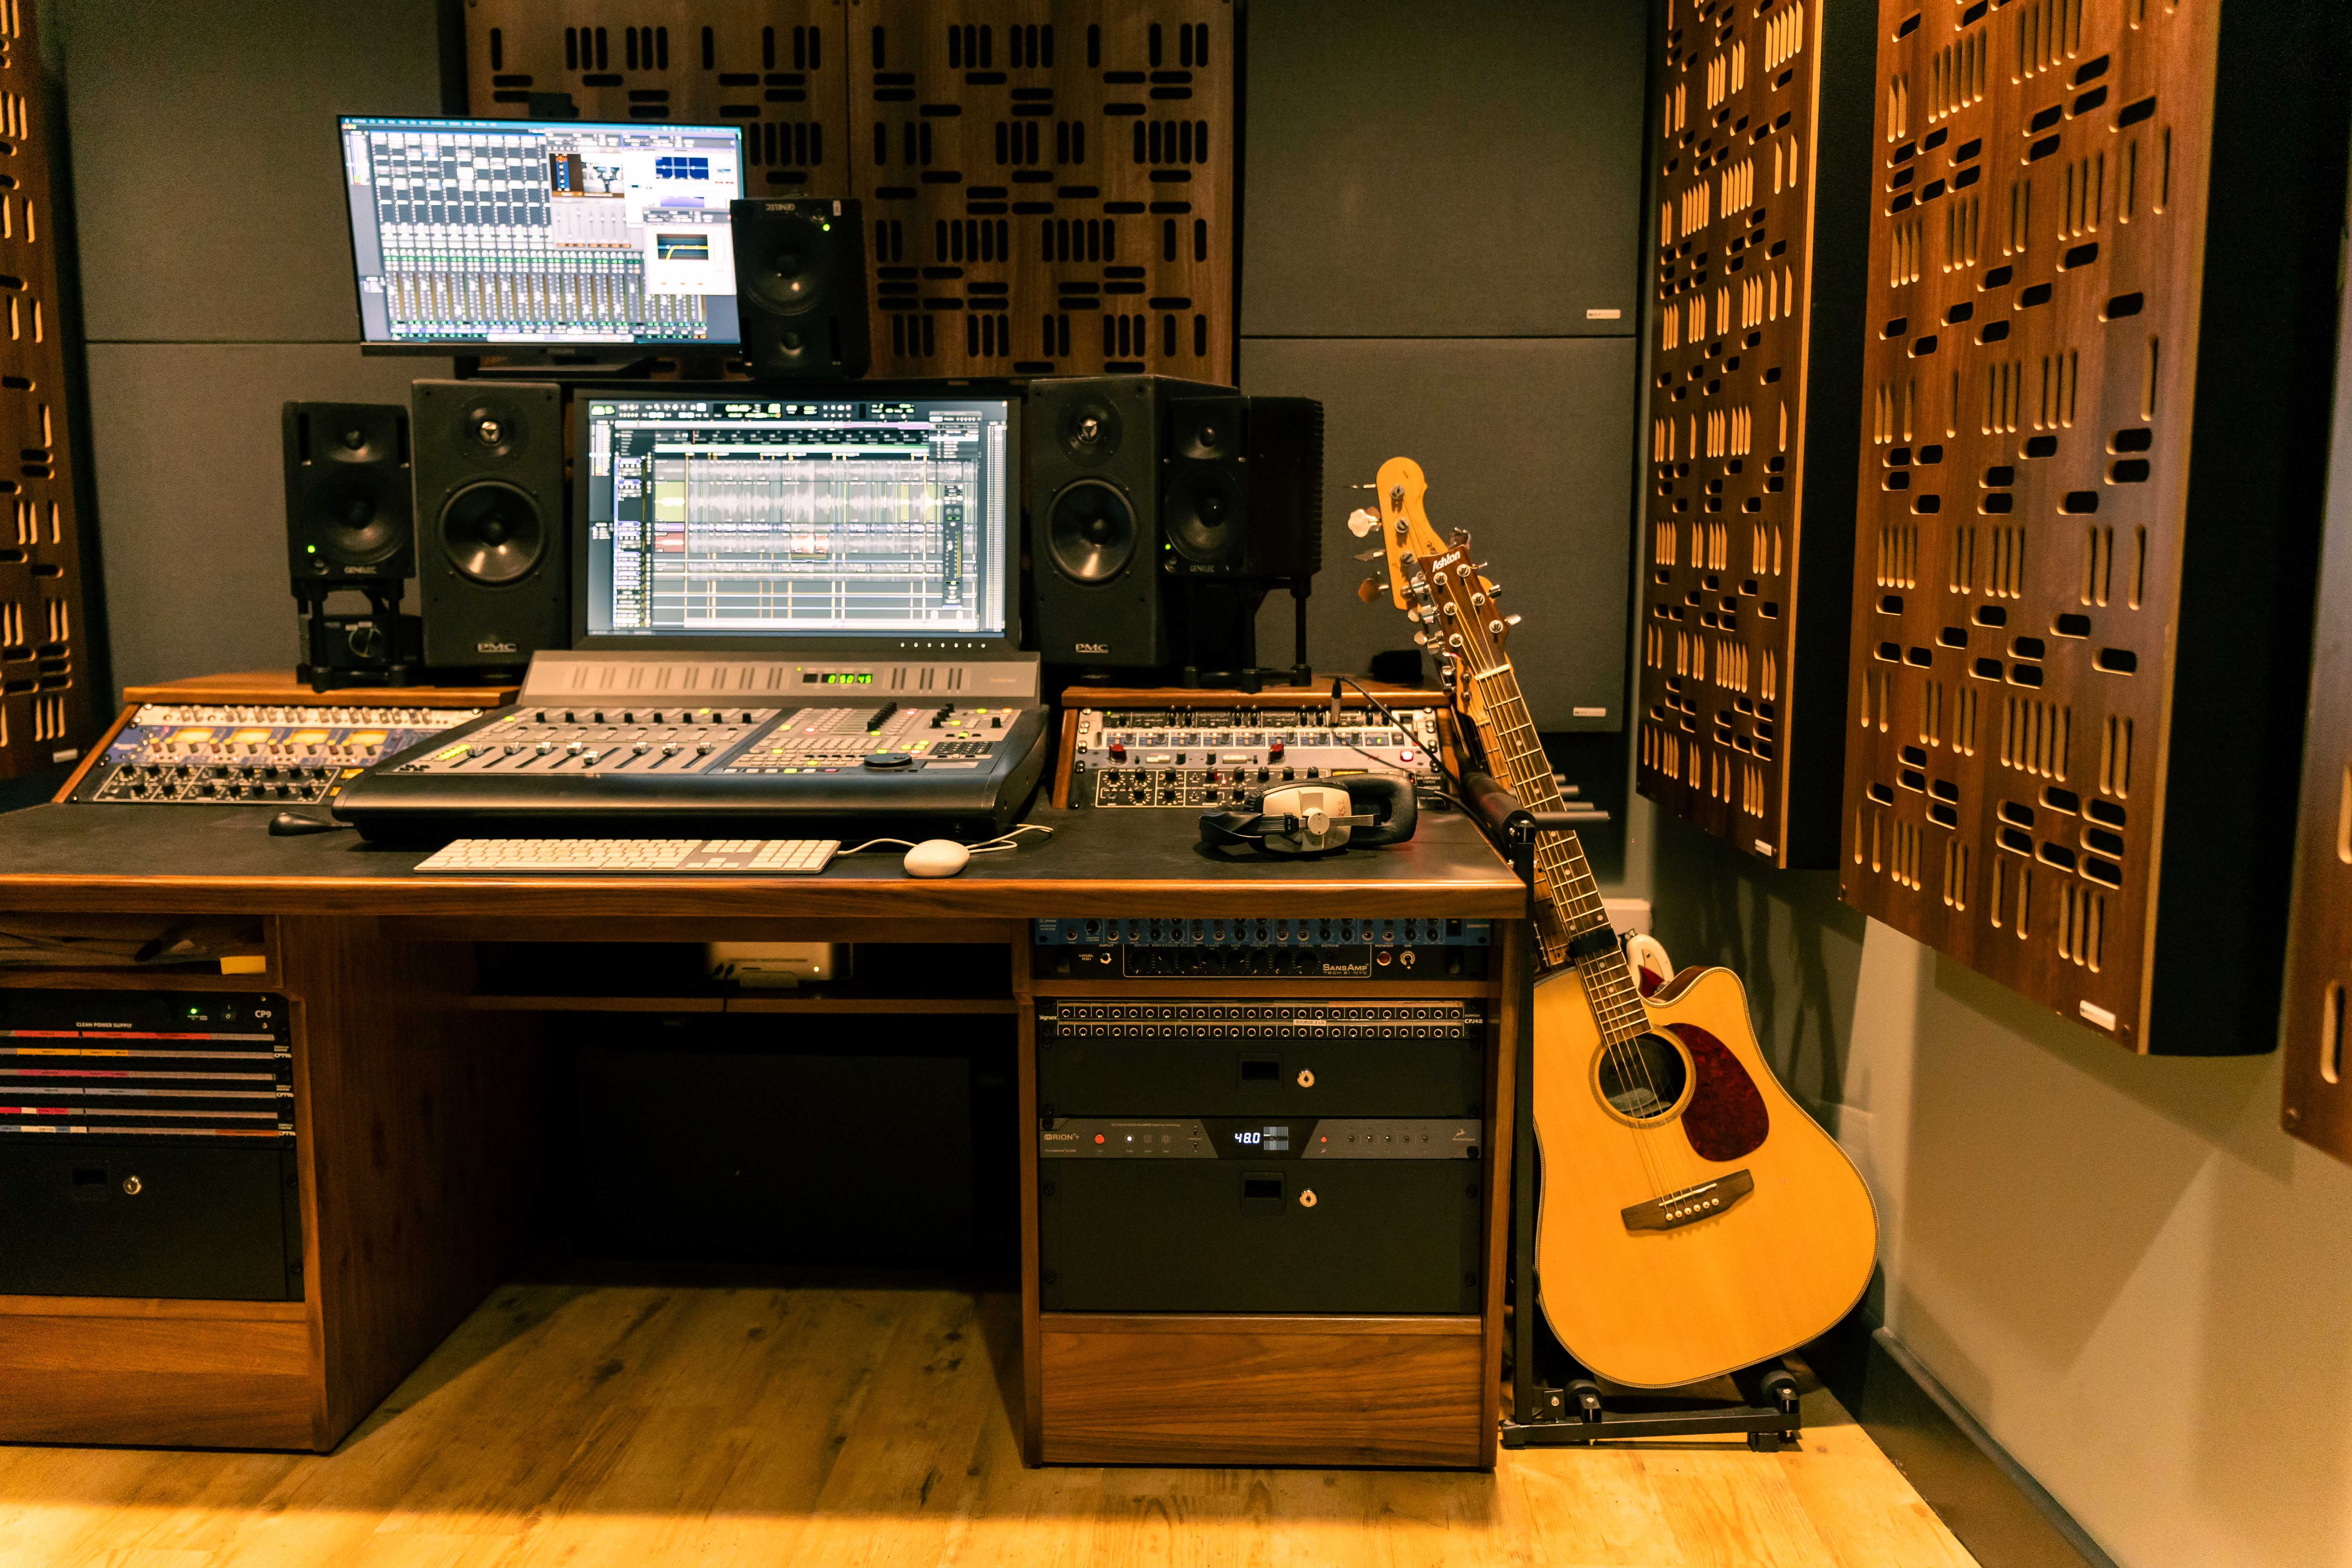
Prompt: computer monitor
<box><xmin>573</xmin><ymin>390</ymin><xmax>1021</xmax><ymax>654</ymax></box>
<box><xmin>340</xmin><ymin>116</ymin><xmax>746</xmax><ymax>349</ymax></box>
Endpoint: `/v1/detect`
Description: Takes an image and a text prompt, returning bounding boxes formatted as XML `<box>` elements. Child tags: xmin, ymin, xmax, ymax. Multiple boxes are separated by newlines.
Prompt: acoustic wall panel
<box><xmin>1840</xmin><ymin>0</ymin><xmax>2348</xmax><ymax>1054</ymax></box>
<box><xmin>463</xmin><ymin>0</ymin><xmax>851</xmax><ymax>197</ymax></box>
<box><xmin>1634</xmin><ymin>0</ymin><xmax>1875</xmax><ymax>868</ymax></box>
<box><xmin>2281</xmin><ymin>179</ymin><xmax>2352</xmax><ymax>1161</ymax></box>
<box><xmin>847</xmin><ymin>2</ymin><xmax>1232</xmax><ymax>381</ymax></box>
<box><xmin>463</xmin><ymin>0</ymin><xmax>1234</xmax><ymax>384</ymax></box>
<box><xmin>0</xmin><ymin>0</ymin><xmax>97</xmax><ymax>783</ymax></box>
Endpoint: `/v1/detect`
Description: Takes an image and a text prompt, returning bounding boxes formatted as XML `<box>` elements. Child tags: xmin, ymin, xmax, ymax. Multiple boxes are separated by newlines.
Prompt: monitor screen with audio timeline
<box><xmin>576</xmin><ymin>392</ymin><xmax>1018</xmax><ymax>648</ymax></box>
<box><xmin>341</xmin><ymin>116</ymin><xmax>746</xmax><ymax>348</ymax></box>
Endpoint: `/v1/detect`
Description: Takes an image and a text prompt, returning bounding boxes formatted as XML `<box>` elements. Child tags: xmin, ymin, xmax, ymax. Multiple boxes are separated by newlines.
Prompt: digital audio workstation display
<box><xmin>580</xmin><ymin>395</ymin><xmax>1014</xmax><ymax>641</ymax></box>
<box><xmin>341</xmin><ymin>116</ymin><xmax>745</xmax><ymax>347</ymax></box>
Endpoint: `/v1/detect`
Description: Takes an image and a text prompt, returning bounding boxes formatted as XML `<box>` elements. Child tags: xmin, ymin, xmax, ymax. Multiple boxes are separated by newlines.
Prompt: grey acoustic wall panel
<box><xmin>89</xmin><ymin>346</ymin><xmax>452</xmax><ymax>691</ymax></box>
<box><xmin>1241</xmin><ymin>0</ymin><xmax>1646</xmax><ymax>339</ymax></box>
<box><xmin>53</xmin><ymin>0</ymin><xmax>446</xmax><ymax>342</ymax></box>
<box><xmin>1241</xmin><ymin>337</ymin><xmax>1635</xmax><ymax>730</ymax></box>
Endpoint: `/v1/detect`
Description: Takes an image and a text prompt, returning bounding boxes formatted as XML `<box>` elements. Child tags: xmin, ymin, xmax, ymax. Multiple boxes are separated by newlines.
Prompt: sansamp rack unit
<box><xmin>1036</xmin><ymin>998</ymin><xmax>1487</xmax><ymax>1315</ymax></box>
<box><xmin>0</xmin><ymin>989</ymin><xmax>300</xmax><ymax>1301</ymax></box>
<box><xmin>333</xmin><ymin>651</ymin><xmax>1052</xmax><ymax>842</ymax></box>
<box><xmin>68</xmin><ymin>704</ymin><xmax>480</xmax><ymax>808</ymax></box>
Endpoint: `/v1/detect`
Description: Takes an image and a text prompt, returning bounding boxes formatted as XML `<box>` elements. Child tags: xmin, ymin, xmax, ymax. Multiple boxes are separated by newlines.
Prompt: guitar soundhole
<box><xmin>1595</xmin><ymin>1034</ymin><xmax>1690</xmax><ymax>1122</ymax></box>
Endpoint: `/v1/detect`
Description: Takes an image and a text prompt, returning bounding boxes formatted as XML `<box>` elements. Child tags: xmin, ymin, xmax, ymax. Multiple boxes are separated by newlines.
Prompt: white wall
<box><xmin>1639</xmin><ymin>805</ymin><xmax>2352</xmax><ymax>1567</ymax></box>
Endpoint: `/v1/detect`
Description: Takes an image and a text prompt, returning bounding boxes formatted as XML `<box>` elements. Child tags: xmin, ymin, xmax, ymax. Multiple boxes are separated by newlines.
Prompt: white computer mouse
<box><xmin>903</xmin><ymin>839</ymin><xmax>971</xmax><ymax>878</ymax></box>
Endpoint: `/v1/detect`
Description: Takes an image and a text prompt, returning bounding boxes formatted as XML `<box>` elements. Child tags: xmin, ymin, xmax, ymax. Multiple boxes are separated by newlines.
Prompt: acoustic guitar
<box><xmin>1355</xmin><ymin>455</ymin><xmax>1877</xmax><ymax>1389</ymax></box>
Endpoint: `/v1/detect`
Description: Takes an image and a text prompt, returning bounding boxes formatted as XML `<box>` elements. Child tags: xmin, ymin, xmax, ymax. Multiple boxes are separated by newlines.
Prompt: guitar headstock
<box><xmin>1350</xmin><ymin>456</ymin><xmax>1518</xmax><ymax>725</ymax></box>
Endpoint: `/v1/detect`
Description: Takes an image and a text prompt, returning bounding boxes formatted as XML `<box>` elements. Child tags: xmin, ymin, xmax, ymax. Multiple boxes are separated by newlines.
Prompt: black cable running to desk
<box><xmin>1325</xmin><ymin>675</ymin><xmax>1470</xmax><ymax>813</ymax></box>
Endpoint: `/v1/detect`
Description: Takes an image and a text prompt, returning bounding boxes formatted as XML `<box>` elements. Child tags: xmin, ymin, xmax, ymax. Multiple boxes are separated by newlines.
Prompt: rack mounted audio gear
<box><xmin>68</xmin><ymin>704</ymin><xmax>483</xmax><ymax>808</ymax></box>
<box><xmin>332</xmin><ymin>651</ymin><xmax>1052</xmax><ymax>843</ymax></box>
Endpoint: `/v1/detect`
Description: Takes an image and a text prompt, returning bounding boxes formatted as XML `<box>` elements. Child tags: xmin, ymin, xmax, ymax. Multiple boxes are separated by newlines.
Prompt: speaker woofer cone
<box><xmin>1166</xmin><ymin>466</ymin><xmax>1245</xmax><ymax>566</ymax></box>
<box><xmin>743</xmin><ymin>210</ymin><xmax>833</xmax><ymax>316</ymax></box>
<box><xmin>440</xmin><ymin>479</ymin><xmax>547</xmax><ymax>585</ymax></box>
<box><xmin>313</xmin><ymin>477</ymin><xmax>405</xmax><ymax>568</ymax></box>
<box><xmin>1046</xmin><ymin>478</ymin><xmax>1139</xmax><ymax>584</ymax></box>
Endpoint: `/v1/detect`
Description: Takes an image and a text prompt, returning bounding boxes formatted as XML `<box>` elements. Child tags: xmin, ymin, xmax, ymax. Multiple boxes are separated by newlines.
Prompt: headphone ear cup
<box><xmin>1343</xmin><ymin>775</ymin><xmax>1419</xmax><ymax>847</ymax></box>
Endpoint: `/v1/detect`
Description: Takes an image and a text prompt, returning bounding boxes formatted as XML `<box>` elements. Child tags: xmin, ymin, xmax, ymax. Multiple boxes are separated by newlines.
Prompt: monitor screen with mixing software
<box><xmin>577</xmin><ymin>394</ymin><xmax>1016</xmax><ymax>644</ymax></box>
<box><xmin>341</xmin><ymin>116</ymin><xmax>746</xmax><ymax>347</ymax></box>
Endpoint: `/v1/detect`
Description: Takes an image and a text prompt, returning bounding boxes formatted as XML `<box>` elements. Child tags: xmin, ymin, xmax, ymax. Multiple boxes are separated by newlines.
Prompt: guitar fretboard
<box><xmin>1463</xmin><ymin>653</ymin><xmax>1650</xmax><ymax>1048</ymax></box>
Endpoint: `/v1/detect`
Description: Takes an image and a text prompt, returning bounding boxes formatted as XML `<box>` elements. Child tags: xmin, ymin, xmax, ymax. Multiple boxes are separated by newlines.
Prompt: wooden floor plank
<box><xmin>0</xmin><ymin>1285</ymin><xmax>1977</xmax><ymax>1568</ymax></box>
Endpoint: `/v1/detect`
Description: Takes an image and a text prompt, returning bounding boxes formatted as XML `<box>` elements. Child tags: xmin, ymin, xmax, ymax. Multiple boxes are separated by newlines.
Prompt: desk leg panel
<box><xmin>280</xmin><ymin>915</ymin><xmax>544</xmax><ymax>1450</ymax></box>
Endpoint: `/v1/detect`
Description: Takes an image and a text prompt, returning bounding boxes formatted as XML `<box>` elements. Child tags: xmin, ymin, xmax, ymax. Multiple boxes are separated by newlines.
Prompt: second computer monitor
<box><xmin>341</xmin><ymin>116</ymin><xmax>746</xmax><ymax>349</ymax></box>
<box><xmin>574</xmin><ymin>391</ymin><xmax>1019</xmax><ymax>653</ymax></box>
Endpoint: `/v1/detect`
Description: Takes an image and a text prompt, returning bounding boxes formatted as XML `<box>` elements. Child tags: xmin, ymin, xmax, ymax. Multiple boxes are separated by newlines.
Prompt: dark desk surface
<box><xmin>0</xmin><ymin>800</ymin><xmax>1526</xmax><ymax>919</ymax></box>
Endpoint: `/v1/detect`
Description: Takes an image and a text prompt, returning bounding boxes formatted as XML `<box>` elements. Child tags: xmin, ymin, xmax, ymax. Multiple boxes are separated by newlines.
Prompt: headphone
<box><xmin>1198</xmin><ymin>774</ymin><xmax>1419</xmax><ymax>856</ymax></box>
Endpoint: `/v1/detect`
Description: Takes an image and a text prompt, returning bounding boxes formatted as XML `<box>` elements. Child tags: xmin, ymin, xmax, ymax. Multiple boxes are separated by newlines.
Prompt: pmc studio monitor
<box><xmin>730</xmin><ymin>197</ymin><xmax>872</xmax><ymax>379</ymax></box>
<box><xmin>1027</xmin><ymin>377</ymin><xmax>1325</xmax><ymax>676</ymax></box>
<box><xmin>411</xmin><ymin>380</ymin><xmax>567</xmax><ymax>673</ymax></box>
<box><xmin>1027</xmin><ymin>375</ymin><xmax>1221</xmax><ymax>671</ymax></box>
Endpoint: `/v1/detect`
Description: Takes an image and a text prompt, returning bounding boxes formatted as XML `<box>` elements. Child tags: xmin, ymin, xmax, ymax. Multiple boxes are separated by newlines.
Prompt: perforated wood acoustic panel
<box><xmin>0</xmin><ymin>0</ymin><xmax>95</xmax><ymax>783</ymax></box>
<box><xmin>2280</xmin><ymin>284</ymin><xmax>2352</xmax><ymax>1161</ymax></box>
<box><xmin>1840</xmin><ymin>0</ymin><xmax>2347</xmax><ymax>1054</ymax></box>
<box><xmin>462</xmin><ymin>1</ymin><xmax>1234</xmax><ymax>384</ymax></box>
<box><xmin>465</xmin><ymin>1</ymin><xmax>850</xmax><ymax>195</ymax></box>
<box><xmin>1635</xmin><ymin>0</ymin><xmax>1871</xmax><ymax>868</ymax></box>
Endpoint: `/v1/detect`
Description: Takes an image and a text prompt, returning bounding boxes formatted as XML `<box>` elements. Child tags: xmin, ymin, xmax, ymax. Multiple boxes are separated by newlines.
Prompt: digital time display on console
<box><xmin>802</xmin><ymin>672</ymin><xmax>875</xmax><ymax>685</ymax></box>
<box><xmin>1233</xmin><ymin>1125</ymin><xmax>1290</xmax><ymax>1151</ymax></box>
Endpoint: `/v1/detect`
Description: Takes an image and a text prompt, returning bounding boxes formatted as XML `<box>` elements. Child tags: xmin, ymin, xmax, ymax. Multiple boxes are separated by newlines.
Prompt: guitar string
<box><xmin>1458</xmin><ymin>651</ymin><xmax>1685</xmax><ymax>1201</ymax></box>
<box><xmin>1397</xmin><ymin>508</ymin><xmax>1686</xmax><ymax>1201</ymax></box>
<box><xmin>1438</xmin><ymin>565</ymin><xmax>1693</xmax><ymax>1202</ymax></box>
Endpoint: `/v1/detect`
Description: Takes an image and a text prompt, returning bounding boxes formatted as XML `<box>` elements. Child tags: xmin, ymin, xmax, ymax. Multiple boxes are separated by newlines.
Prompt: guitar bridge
<box><xmin>1620</xmin><ymin>1169</ymin><xmax>1754</xmax><ymax>1233</ymax></box>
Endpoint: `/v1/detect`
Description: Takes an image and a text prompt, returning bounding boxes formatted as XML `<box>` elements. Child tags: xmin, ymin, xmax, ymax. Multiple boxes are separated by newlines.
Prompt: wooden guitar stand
<box><xmin>1468</xmin><ymin>777</ymin><xmax>1806</xmax><ymax>1454</ymax></box>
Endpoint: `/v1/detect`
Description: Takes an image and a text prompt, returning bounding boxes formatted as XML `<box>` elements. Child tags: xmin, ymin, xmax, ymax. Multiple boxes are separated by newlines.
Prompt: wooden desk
<box><xmin>0</xmin><ymin>798</ymin><xmax>1526</xmax><ymax>1468</ymax></box>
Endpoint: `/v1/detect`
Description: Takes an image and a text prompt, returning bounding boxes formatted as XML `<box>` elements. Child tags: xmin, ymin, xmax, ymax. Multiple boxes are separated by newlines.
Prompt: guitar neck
<box><xmin>1461</xmin><ymin>664</ymin><xmax>1649</xmax><ymax>1038</ymax></box>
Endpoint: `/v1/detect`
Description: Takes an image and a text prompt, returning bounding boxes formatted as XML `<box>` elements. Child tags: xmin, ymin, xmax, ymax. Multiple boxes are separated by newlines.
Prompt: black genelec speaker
<box><xmin>1160</xmin><ymin>393</ymin><xmax>1249</xmax><ymax>577</ymax></box>
<box><xmin>411</xmin><ymin>380</ymin><xmax>567</xmax><ymax>671</ymax></box>
<box><xmin>282</xmin><ymin>402</ymin><xmax>412</xmax><ymax>585</ymax></box>
<box><xmin>730</xmin><ymin>197</ymin><xmax>872</xmax><ymax>379</ymax></box>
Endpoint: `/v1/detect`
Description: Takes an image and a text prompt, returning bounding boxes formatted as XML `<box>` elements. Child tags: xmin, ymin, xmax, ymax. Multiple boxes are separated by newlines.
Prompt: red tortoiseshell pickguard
<box><xmin>1667</xmin><ymin>1023</ymin><xmax>1769</xmax><ymax>1162</ymax></box>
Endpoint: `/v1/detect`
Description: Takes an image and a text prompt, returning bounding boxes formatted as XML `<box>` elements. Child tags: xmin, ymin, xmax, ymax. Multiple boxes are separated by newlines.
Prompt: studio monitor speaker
<box><xmin>730</xmin><ymin>197</ymin><xmax>872</xmax><ymax>379</ymax></box>
<box><xmin>1029</xmin><ymin>376</ymin><xmax>1185</xmax><ymax>669</ymax></box>
<box><xmin>1157</xmin><ymin>393</ymin><xmax>1326</xmax><ymax>582</ymax></box>
<box><xmin>411</xmin><ymin>379</ymin><xmax>567</xmax><ymax>671</ymax></box>
<box><xmin>282</xmin><ymin>402</ymin><xmax>412</xmax><ymax>585</ymax></box>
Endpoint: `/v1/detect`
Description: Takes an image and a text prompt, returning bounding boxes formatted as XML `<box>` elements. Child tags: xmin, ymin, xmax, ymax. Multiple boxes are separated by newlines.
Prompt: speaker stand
<box><xmin>1286</xmin><ymin>576</ymin><xmax>1314</xmax><ymax>687</ymax></box>
<box><xmin>294</xmin><ymin>583</ymin><xmax>423</xmax><ymax>693</ymax></box>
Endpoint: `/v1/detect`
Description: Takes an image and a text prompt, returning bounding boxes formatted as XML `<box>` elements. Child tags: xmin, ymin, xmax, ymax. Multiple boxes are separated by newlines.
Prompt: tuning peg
<box><xmin>1449</xmin><ymin>528</ymin><xmax>1471</xmax><ymax>547</ymax></box>
<box><xmin>1412</xmin><ymin>631</ymin><xmax>1431</xmax><ymax>646</ymax></box>
<box><xmin>1486</xmin><ymin>583</ymin><xmax>1502</xmax><ymax>597</ymax></box>
<box><xmin>1345</xmin><ymin>507</ymin><xmax>1381</xmax><ymax>538</ymax></box>
<box><xmin>1353</xmin><ymin>547</ymin><xmax>1385</xmax><ymax>562</ymax></box>
<box><xmin>1357</xmin><ymin>577</ymin><xmax>1383</xmax><ymax>603</ymax></box>
<box><xmin>1505</xmin><ymin>614</ymin><xmax>1522</xmax><ymax>628</ymax></box>
<box><xmin>1349</xmin><ymin>481</ymin><xmax>1378</xmax><ymax>490</ymax></box>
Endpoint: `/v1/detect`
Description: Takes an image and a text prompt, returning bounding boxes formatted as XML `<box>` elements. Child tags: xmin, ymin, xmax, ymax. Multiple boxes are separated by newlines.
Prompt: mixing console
<box><xmin>1065</xmin><ymin>704</ymin><xmax>1446</xmax><ymax>809</ymax></box>
<box><xmin>384</xmin><ymin>700</ymin><xmax>1021</xmax><ymax>779</ymax></box>
<box><xmin>70</xmin><ymin>706</ymin><xmax>482</xmax><ymax>807</ymax></box>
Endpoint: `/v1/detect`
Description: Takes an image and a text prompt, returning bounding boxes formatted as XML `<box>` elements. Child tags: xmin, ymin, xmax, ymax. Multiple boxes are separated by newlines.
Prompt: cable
<box><xmin>1325</xmin><ymin>676</ymin><xmax>1469</xmax><ymax>812</ymax></box>
<box><xmin>840</xmin><ymin>823</ymin><xmax>1056</xmax><ymax>857</ymax></box>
